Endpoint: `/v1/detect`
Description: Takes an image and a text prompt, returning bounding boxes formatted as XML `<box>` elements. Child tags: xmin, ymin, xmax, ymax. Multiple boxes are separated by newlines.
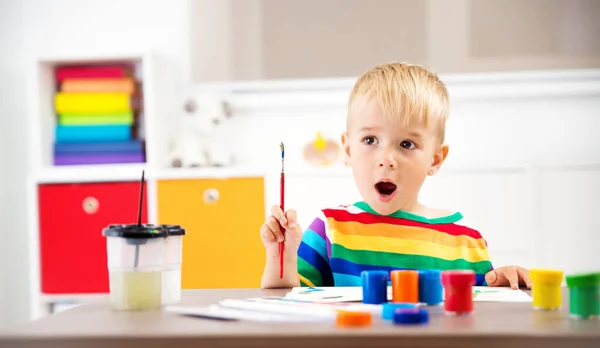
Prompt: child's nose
<box><xmin>378</xmin><ymin>151</ymin><xmax>398</xmax><ymax>169</ymax></box>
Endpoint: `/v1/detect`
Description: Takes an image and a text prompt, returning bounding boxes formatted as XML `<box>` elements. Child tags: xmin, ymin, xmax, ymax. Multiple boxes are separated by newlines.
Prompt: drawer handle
<box><xmin>203</xmin><ymin>188</ymin><xmax>219</xmax><ymax>204</ymax></box>
<box><xmin>82</xmin><ymin>196</ymin><xmax>99</xmax><ymax>214</ymax></box>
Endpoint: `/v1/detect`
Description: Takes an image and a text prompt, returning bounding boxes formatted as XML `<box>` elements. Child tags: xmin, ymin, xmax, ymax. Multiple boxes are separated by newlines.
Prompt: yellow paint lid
<box><xmin>530</xmin><ymin>268</ymin><xmax>564</xmax><ymax>284</ymax></box>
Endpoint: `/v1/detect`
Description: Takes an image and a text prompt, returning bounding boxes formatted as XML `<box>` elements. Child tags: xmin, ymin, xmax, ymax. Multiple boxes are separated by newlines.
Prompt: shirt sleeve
<box><xmin>297</xmin><ymin>212</ymin><xmax>334</xmax><ymax>287</ymax></box>
<box><xmin>478</xmin><ymin>237</ymin><xmax>494</xmax><ymax>286</ymax></box>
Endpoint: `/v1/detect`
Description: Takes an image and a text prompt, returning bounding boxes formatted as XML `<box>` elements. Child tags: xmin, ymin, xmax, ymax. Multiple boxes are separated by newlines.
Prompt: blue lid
<box><xmin>382</xmin><ymin>303</ymin><xmax>417</xmax><ymax>320</ymax></box>
<box><xmin>361</xmin><ymin>270</ymin><xmax>389</xmax><ymax>279</ymax></box>
<box><xmin>419</xmin><ymin>269</ymin><xmax>441</xmax><ymax>279</ymax></box>
<box><xmin>393</xmin><ymin>308</ymin><xmax>429</xmax><ymax>325</ymax></box>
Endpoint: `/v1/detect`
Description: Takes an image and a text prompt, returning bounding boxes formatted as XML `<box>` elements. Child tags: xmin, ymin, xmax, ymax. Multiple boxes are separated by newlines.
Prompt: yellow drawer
<box><xmin>157</xmin><ymin>177</ymin><xmax>266</xmax><ymax>289</ymax></box>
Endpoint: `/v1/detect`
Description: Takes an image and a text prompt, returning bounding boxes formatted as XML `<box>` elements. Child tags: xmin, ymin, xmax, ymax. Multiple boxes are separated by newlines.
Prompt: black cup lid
<box><xmin>102</xmin><ymin>224</ymin><xmax>185</xmax><ymax>239</ymax></box>
<box><xmin>162</xmin><ymin>224</ymin><xmax>186</xmax><ymax>236</ymax></box>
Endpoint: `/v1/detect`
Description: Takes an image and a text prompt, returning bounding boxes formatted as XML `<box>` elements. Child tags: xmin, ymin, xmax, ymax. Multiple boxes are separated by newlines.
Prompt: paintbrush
<box><xmin>134</xmin><ymin>169</ymin><xmax>145</xmax><ymax>268</ymax></box>
<box><xmin>279</xmin><ymin>142</ymin><xmax>285</xmax><ymax>279</ymax></box>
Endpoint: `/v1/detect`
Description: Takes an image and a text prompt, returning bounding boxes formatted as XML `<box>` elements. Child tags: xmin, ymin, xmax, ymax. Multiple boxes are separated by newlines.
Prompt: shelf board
<box><xmin>38</xmin><ymin>52</ymin><xmax>146</xmax><ymax>64</ymax></box>
<box><xmin>34</xmin><ymin>163</ymin><xmax>148</xmax><ymax>184</ymax></box>
<box><xmin>40</xmin><ymin>293</ymin><xmax>107</xmax><ymax>304</ymax></box>
<box><xmin>33</xmin><ymin>165</ymin><xmax>267</xmax><ymax>183</ymax></box>
<box><xmin>153</xmin><ymin>167</ymin><xmax>267</xmax><ymax>180</ymax></box>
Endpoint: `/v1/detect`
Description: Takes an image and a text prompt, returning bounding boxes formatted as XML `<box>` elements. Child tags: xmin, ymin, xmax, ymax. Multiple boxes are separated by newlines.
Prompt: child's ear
<box><xmin>428</xmin><ymin>144</ymin><xmax>449</xmax><ymax>176</ymax></box>
<box><xmin>341</xmin><ymin>132</ymin><xmax>351</xmax><ymax>164</ymax></box>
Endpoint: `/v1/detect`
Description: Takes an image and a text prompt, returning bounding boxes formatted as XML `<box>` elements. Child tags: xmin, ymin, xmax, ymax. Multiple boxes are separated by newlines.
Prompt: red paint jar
<box><xmin>441</xmin><ymin>270</ymin><xmax>476</xmax><ymax>316</ymax></box>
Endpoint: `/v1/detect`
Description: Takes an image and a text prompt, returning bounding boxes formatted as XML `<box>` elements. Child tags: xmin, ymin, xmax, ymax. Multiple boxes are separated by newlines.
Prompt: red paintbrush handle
<box><xmin>279</xmin><ymin>172</ymin><xmax>285</xmax><ymax>278</ymax></box>
<box><xmin>280</xmin><ymin>173</ymin><xmax>285</xmax><ymax>211</ymax></box>
<box><xmin>279</xmin><ymin>243</ymin><xmax>284</xmax><ymax>278</ymax></box>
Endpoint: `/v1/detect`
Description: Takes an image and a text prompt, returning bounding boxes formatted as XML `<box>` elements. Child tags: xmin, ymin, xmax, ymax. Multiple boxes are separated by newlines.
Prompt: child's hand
<box><xmin>259</xmin><ymin>205</ymin><xmax>303</xmax><ymax>257</ymax></box>
<box><xmin>485</xmin><ymin>266</ymin><xmax>532</xmax><ymax>289</ymax></box>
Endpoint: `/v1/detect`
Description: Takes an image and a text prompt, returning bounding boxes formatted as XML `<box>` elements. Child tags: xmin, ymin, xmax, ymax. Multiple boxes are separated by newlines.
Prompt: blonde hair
<box><xmin>348</xmin><ymin>62</ymin><xmax>450</xmax><ymax>143</ymax></box>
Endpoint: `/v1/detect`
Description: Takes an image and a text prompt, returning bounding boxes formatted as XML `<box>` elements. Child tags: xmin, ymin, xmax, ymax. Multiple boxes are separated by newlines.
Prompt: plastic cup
<box><xmin>391</xmin><ymin>270</ymin><xmax>418</xmax><ymax>303</ymax></box>
<box><xmin>361</xmin><ymin>270</ymin><xmax>389</xmax><ymax>304</ymax></box>
<box><xmin>530</xmin><ymin>269</ymin><xmax>564</xmax><ymax>311</ymax></box>
<box><xmin>418</xmin><ymin>270</ymin><xmax>443</xmax><ymax>306</ymax></box>
<box><xmin>161</xmin><ymin>224</ymin><xmax>186</xmax><ymax>305</ymax></box>
<box><xmin>565</xmin><ymin>272</ymin><xmax>600</xmax><ymax>320</ymax></box>
<box><xmin>102</xmin><ymin>224</ymin><xmax>185</xmax><ymax>310</ymax></box>
<box><xmin>441</xmin><ymin>270</ymin><xmax>475</xmax><ymax>316</ymax></box>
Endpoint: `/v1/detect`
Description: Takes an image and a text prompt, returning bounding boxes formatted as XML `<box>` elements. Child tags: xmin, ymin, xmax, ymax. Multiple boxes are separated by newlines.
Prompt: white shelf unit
<box><xmin>26</xmin><ymin>53</ymin><xmax>157</xmax><ymax>319</ymax></box>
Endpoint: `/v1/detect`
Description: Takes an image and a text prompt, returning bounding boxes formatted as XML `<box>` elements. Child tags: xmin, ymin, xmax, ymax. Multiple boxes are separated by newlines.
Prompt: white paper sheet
<box><xmin>285</xmin><ymin>286</ymin><xmax>532</xmax><ymax>303</ymax></box>
<box><xmin>166</xmin><ymin>297</ymin><xmax>381</xmax><ymax>322</ymax></box>
<box><xmin>165</xmin><ymin>303</ymin><xmax>330</xmax><ymax>322</ymax></box>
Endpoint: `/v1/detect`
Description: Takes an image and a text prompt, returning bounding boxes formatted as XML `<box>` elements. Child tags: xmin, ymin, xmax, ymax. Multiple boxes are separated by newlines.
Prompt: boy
<box><xmin>260</xmin><ymin>62</ymin><xmax>531</xmax><ymax>290</ymax></box>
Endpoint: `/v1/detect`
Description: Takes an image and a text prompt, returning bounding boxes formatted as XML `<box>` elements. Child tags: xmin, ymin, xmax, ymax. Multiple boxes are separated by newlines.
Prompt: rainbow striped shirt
<box><xmin>297</xmin><ymin>201</ymin><xmax>493</xmax><ymax>287</ymax></box>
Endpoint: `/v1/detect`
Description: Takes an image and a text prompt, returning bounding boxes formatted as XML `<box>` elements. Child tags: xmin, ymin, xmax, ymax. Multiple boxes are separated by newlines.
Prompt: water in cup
<box><xmin>102</xmin><ymin>223</ymin><xmax>185</xmax><ymax>310</ymax></box>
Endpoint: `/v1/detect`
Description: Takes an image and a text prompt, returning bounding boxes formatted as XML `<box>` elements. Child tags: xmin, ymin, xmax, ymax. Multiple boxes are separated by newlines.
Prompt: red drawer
<box><xmin>38</xmin><ymin>181</ymin><xmax>148</xmax><ymax>294</ymax></box>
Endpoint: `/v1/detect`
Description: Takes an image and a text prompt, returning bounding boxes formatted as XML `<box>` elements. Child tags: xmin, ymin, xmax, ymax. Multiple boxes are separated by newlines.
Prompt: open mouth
<box><xmin>375</xmin><ymin>181</ymin><xmax>397</xmax><ymax>197</ymax></box>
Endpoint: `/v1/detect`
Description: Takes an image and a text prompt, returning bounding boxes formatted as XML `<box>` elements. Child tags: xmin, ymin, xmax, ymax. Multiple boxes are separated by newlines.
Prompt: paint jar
<box><xmin>565</xmin><ymin>272</ymin><xmax>600</xmax><ymax>320</ymax></box>
<box><xmin>361</xmin><ymin>270</ymin><xmax>389</xmax><ymax>304</ymax></box>
<box><xmin>102</xmin><ymin>224</ymin><xmax>185</xmax><ymax>310</ymax></box>
<box><xmin>393</xmin><ymin>308</ymin><xmax>429</xmax><ymax>325</ymax></box>
<box><xmin>382</xmin><ymin>302</ymin><xmax>417</xmax><ymax>320</ymax></box>
<box><xmin>418</xmin><ymin>270</ymin><xmax>443</xmax><ymax>306</ymax></box>
<box><xmin>391</xmin><ymin>270</ymin><xmax>418</xmax><ymax>303</ymax></box>
<box><xmin>530</xmin><ymin>269</ymin><xmax>564</xmax><ymax>310</ymax></box>
<box><xmin>441</xmin><ymin>270</ymin><xmax>475</xmax><ymax>316</ymax></box>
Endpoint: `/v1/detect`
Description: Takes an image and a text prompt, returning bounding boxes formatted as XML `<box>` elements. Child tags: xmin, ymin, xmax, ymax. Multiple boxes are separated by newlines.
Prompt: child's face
<box><xmin>342</xmin><ymin>97</ymin><xmax>448</xmax><ymax>215</ymax></box>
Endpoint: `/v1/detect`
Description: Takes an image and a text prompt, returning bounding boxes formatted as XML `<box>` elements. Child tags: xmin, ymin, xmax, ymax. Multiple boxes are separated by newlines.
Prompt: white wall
<box><xmin>0</xmin><ymin>0</ymin><xmax>27</xmax><ymax>329</ymax></box>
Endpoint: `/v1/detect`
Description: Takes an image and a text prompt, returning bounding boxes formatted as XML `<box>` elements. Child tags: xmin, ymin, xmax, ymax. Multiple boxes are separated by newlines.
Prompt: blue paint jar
<box><xmin>418</xmin><ymin>270</ymin><xmax>443</xmax><ymax>305</ymax></box>
<box><xmin>361</xmin><ymin>270</ymin><xmax>389</xmax><ymax>304</ymax></box>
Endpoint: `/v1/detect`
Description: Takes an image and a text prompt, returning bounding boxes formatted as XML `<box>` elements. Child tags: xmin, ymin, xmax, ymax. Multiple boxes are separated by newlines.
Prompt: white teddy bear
<box><xmin>168</xmin><ymin>94</ymin><xmax>234</xmax><ymax>168</ymax></box>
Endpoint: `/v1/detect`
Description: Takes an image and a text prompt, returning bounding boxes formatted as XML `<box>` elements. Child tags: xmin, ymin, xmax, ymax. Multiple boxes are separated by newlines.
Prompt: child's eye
<box><xmin>400</xmin><ymin>140</ymin><xmax>415</xmax><ymax>149</ymax></box>
<box><xmin>362</xmin><ymin>136</ymin><xmax>378</xmax><ymax>145</ymax></box>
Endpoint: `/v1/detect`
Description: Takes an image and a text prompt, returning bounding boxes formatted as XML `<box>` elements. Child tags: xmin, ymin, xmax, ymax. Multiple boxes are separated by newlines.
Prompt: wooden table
<box><xmin>1</xmin><ymin>288</ymin><xmax>599</xmax><ymax>348</ymax></box>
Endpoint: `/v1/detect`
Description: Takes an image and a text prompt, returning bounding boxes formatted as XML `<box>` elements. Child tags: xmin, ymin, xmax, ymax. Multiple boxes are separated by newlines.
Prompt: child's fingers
<box><xmin>486</xmin><ymin>266</ymin><xmax>528</xmax><ymax>289</ymax></box>
<box><xmin>259</xmin><ymin>220</ymin><xmax>277</xmax><ymax>243</ymax></box>
<box><xmin>517</xmin><ymin>267</ymin><xmax>532</xmax><ymax>289</ymax></box>
<box><xmin>264</xmin><ymin>215</ymin><xmax>284</xmax><ymax>242</ymax></box>
<box><xmin>506</xmin><ymin>268</ymin><xmax>519</xmax><ymax>289</ymax></box>
<box><xmin>270</xmin><ymin>204</ymin><xmax>284</xmax><ymax>218</ymax></box>
<box><xmin>284</xmin><ymin>209</ymin><xmax>298</xmax><ymax>230</ymax></box>
<box><xmin>270</xmin><ymin>204</ymin><xmax>287</xmax><ymax>226</ymax></box>
<box><xmin>485</xmin><ymin>269</ymin><xmax>500</xmax><ymax>286</ymax></box>
<box><xmin>259</xmin><ymin>222</ymin><xmax>275</xmax><ymax>243</ymax></box>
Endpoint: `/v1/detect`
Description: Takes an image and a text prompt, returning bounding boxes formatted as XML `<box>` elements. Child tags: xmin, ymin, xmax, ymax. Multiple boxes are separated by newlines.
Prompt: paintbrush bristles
<box><xmin>280</xmin><ymin>142</ymin><xmax>284</xmax><ymax>172</ymax></box>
